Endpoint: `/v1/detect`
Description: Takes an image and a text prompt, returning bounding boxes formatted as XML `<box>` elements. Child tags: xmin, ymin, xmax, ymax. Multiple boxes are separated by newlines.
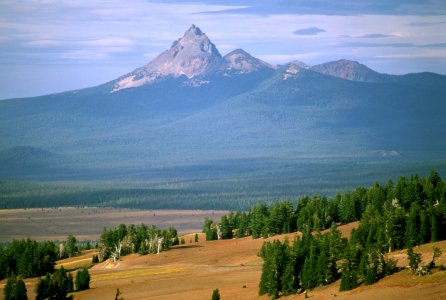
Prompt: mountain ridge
<box><xmin>0</xmin><ymin>25</ymin><xmax>445</xmax><ymax>181</ymax></box>
<box><xmin>109</xmin><ymin>24</ymin><xmax>435</xmax><ymax>93</ymax></box>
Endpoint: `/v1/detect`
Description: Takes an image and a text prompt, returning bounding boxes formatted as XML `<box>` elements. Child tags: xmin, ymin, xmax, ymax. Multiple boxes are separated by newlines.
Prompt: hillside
<box><xmin>2</xmin><ymin>225</ymin><xmax>445</xmax><ymax>300</ymax></box>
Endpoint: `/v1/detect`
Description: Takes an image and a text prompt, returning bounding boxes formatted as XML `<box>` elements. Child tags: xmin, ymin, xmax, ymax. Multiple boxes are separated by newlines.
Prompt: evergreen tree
<box><xmin>4</xmin><ymin>275</ymin><xmax>14</xmax><ymax>300</ymax></box>
<box><xmin>280</xmin><ymin>259</ymin><xmax>297</xmax><ymax>296</ymax></box>
<box><xmin>339</xmin><ymin>263</ymin><xmax>354</xmax><ymax>291</ymax></box>
<box><xmin>194</xmin><ymin>233</ymin><xmax>199</xmax><ymax>243</ymax></box>
<box><xmin>301</xmin><ymin>240</ymin><xmax>318</xmax><ymax>290</ymax></box>
<box><xmin>419</xmin><ymin>210</ymin><xmax>430</xmax><ymax>244</ymax></box>
<box><xmin>75</xmin><ymin>268</ymin><xmax>90</xmax><ymax>291</ymax></box>
<box><xmin>203</xmin><ymin>217</ymin><xmax>218</xmax><ymax>241</ymax></box>
<box><xmin>211</xmin><ymin>288</ymin><xmax>220</xmax><ymax>300</ymax></box>
<box><xmin>35</xmin><ymin>274</ymin><xmax>50</xmax><ymax>300</ymax></box>
<box><xmin>15</xmin><ymin>278</ymin><xmax>28</xmax><ymax>300</ymax></box>
<box><xmin>220</xmin><ymin>215</ymin><xmax>233</xmax><ymax>239</ymax></box>
<box><xmin>67</xmin><ymin>272</ymin><xmax>74</xmax><ymax>293</ymax></box>
<box><xmin>48</xmin><ymin>266</ymin><xmax>72</xmax><ymax>300</ymax></box>
<box><xmin>249</xmin><ymin>204</ymin><xmax>269</xmax><ymax>239</ymax></box>
<box><xmin>339</xmin><ymin>193</ymin><xmax>357</xmax><ymax>224</ymax></box>
<box><xmin>258</xmin><ymin>240</ymin><xmax>289</xmax><ymax>298</ymax></box>
<box><xmin>430</xmin><ymin>207</ymin><xmax>438</xmax><ymax>242</ymax></box>
<box><xmin>92</xmin><ymin>254</ymin><xmax>99</xmax><ymax>264</ymax></box>
<box><xmin>235</xmin><ymin>211</ymin><xmax>249</xmax><ymax>238</ymax></box>
<box><xmin>405</xmin><ymin>202</ymin><xmax>422</xmax><ymax>248</ymax></box>
<box><xmin>4</xmin><ymin>275</ymin><xmax>28</xmax><ymax>300</ymax></box>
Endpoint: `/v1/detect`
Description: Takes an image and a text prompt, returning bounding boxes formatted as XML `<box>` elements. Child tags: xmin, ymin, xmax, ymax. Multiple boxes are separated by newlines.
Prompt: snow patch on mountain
<box><xmin>112</xmin><ymin>73</ymin><xmax>158</xmax><ymax>91</ymax></box>
<box><xmin>283</xmin><ymin>61</ymin><xmax>309</xmax><ymax>80</ymax></box>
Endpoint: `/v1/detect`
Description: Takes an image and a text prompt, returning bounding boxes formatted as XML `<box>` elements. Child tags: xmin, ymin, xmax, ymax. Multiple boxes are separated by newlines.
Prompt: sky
<box><xmin>0</xmin><ymin>0</ymin><xmax>445</xmax><ymax>99</ymax></box>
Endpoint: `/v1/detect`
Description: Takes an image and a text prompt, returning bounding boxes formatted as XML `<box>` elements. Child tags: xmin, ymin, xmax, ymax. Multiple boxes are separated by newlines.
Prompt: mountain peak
<box><xmin>223</xmin><ymin>49</ymin><xmax>274</xmax><ymax>74</ymax></box>
<box><xmin>112</xmin><ymin>25</ymin><xmax>223</xmax><ymax>92</ymax></box>
<box><xmin>148</xmin><ymin>25</ymin><xmax>222</xmax><ymax>77</ymax></box>
<box><xmin>184</xmin><ymin>24</ymin><xmax>203</xmax><ymax>37</ymax></box>
<box><xmin>111</xmin><ymin>26</ymin><xmax>275</xmax><ymax>92</ymax></box>
<box><xmin>311</xmin><ymin>59</ymin><xmax>383</xmax><ymax>82</ymax></box>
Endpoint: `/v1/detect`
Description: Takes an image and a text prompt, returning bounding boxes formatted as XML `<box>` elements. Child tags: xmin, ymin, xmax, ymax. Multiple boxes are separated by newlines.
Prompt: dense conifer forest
<box><xmin>202</xmin><ymin>170</ymin><xmax>446</xmax><ymax>297</ymax></box>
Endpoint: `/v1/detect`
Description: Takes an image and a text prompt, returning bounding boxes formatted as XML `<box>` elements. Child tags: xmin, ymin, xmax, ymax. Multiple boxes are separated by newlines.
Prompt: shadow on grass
<box><xmin>172</xmin><ymin>244</ymin><xmax>203</xmax><ymax>250</ymax></box>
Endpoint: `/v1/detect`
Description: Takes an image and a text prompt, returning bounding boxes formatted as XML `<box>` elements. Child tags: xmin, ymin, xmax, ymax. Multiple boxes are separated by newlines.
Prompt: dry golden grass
<box><xmin>56</xmin><ymin>249</ymin><xmax>98</xmax><ymax>270</ymax></box>
<box><xmin>1</xmin><ymin>222</ymin><xmax>446</xmax><ymax>300</ymax></box>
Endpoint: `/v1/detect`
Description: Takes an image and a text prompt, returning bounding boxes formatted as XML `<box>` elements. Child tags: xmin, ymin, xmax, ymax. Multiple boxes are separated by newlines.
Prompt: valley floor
<box><xmin>0</xmin><ymin>208</ymin><xmax>227</xmax><ymax>241</ymax></box>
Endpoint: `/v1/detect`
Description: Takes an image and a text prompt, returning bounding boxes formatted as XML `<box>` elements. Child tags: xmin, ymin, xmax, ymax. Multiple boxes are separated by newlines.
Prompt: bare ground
<box><xmin>0</xmin><ymin>207</ymin><xmax>227</xmax><ymax>241</ymax></box>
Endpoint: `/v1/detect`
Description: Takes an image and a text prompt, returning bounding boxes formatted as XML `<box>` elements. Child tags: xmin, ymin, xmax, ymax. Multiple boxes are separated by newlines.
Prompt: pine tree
<box><xmin>92</xmin><ymin>254</ymin><xmax>99</xmax><ymax>264</ymax></box>
<box><xmin>220</xmin><ymin>215</ymin><xmax>232</xmax><ymax>239</ymax></box>
<box><xmin>339</xmin><ymin>264</ymin><xmax>352</xmax><ymax>291</ymax></box>
<box><xmin>301</xmin><ymin>241</ymin><xmax>318</xmax><ymax>290</ymax></box>
<box><xmin>280</xmin><ymin>260</ymin><xmax>297</xmax><ymax>296</ymax></box>
<box><xmin>15</xmin><ymin>278</ymin><xmax>27</xmax><ymax>300</ymax></box>
<box><xmin>75</xmin><ymin>268</ymin><xmax>90</xmax><ymax>291</ymax></box>
<box><xmin>67</xmin><ymin>272</ymin><xmax>74</xmax><ymax>293</ymax></box>
<box><xmin>405</xmin><ymin>202</ymin><xmax>421</xmax><ymax>248</ymax></box>
<box><xmin>4</xmin><ymin>275</ymin><xmax>14</xmax><ymax>300</ymax></box>
<box><xmin>419</xmin><ymin>210</ymin><xmax>430</xmax><ymax>244</ymax></box>
<box><xmin>194</xmin><ymin>233</ymin><xmax>199</xmax><ymax>242</ymax></box>
<box><xmin>430</xmin><ymin>207</ymin><xmax>438</xmax><ymax>242</ymax></box>
<box><xmin>35</xmin><ymin>274</ymin><xmax>50</xmax><ymax>300</ymax></box>
<box><xmin>4</xmin><ymin>275</ymin><xmax>28</xmax><ymax>300</ymax></box>
<box><xmin>48</xmin><ymin>266</ymin><xmax>72</xmax><ymax>300</ymax></box>
<box><xmin>258</xmin><ymin>240</ymin><xmax>290</xmax><ymax>298</ymax></box>
<box><xmin>211</xmin><ymin>288</ymin><xmax>220</xmax><ymax>300</ymax></box>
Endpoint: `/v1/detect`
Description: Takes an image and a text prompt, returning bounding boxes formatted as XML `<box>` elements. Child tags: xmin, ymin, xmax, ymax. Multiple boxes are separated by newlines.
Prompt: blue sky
<box><xmin>0</xmin><ymin>0</ymin><xmax>445</xmax><ymax>99</ymax></box>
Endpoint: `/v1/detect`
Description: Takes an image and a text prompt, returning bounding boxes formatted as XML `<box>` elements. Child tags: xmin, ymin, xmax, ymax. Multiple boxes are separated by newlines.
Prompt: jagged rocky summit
<box><xmin>112</xmin><ymin>25</ymin><xmax>275</xmax><ymax>92</ymax></box>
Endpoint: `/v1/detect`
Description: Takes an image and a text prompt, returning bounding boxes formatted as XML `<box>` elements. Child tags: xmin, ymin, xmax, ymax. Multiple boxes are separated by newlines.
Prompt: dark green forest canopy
<box><xmin>1</xmin><ymin>160</ymin><xmax>445</xmax><ymax>211</ymax></box>
<box><xmin>203</xmin><ymin>170</ymin><xmax>445</xmax><ymax>240</ymax></box>
<box><xmin>201</xmin><ymin>170</ymin><xmax>446</xmax><ymax>298</ymax></box>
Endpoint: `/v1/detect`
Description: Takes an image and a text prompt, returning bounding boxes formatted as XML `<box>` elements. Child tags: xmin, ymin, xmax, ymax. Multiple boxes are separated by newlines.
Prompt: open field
<box><xmin>0</xmin><ymin>207</ymin><xmax>227</xmax><ymax>241</ymax></box>
<box><xmin>1</xmin><ymin>223</ymin><xmax>446</xmax><ymax>300</ymax></box>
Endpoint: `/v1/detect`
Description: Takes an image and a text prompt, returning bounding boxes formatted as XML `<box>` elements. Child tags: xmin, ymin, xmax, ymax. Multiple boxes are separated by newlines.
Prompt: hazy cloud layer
<box><xmin>294</xmin><ymin>27</ymin><xmax>326</xmax><ymax>36</ymax></box>
<box><xmin>359</xmin><ymin>34</ymin><xmax>394</xmax><ymax>39</ymax></box>
<box><xmin>0</xmin><ymin>0</ymin><xmax>445</xmax><ymax>99</ymax></box>
<box><xmin>191</xmin><ymin>0</ymin><xmax>446</xmax><ymax>16</ymax></box>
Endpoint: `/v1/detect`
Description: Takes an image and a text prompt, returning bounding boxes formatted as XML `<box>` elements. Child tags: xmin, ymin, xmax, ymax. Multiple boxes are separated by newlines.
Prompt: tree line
<box><xmin>99</xmin><ymin>224</ymin><xmax>179</xmax><ymax>261</ymax></box>
<box><xmin>0</xmin><ymin>239</ymin><xmax>58</xmax><ymax>280</ymax></box>
<box><xmin>203</xmin><ymin>170</ymin><xmax>445</xmax><ymax>242</ymax></box>
<box><xmin>202</xmin><ymin>170</ymin><xmax>446</xmax><ymax>298</ymax></box>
